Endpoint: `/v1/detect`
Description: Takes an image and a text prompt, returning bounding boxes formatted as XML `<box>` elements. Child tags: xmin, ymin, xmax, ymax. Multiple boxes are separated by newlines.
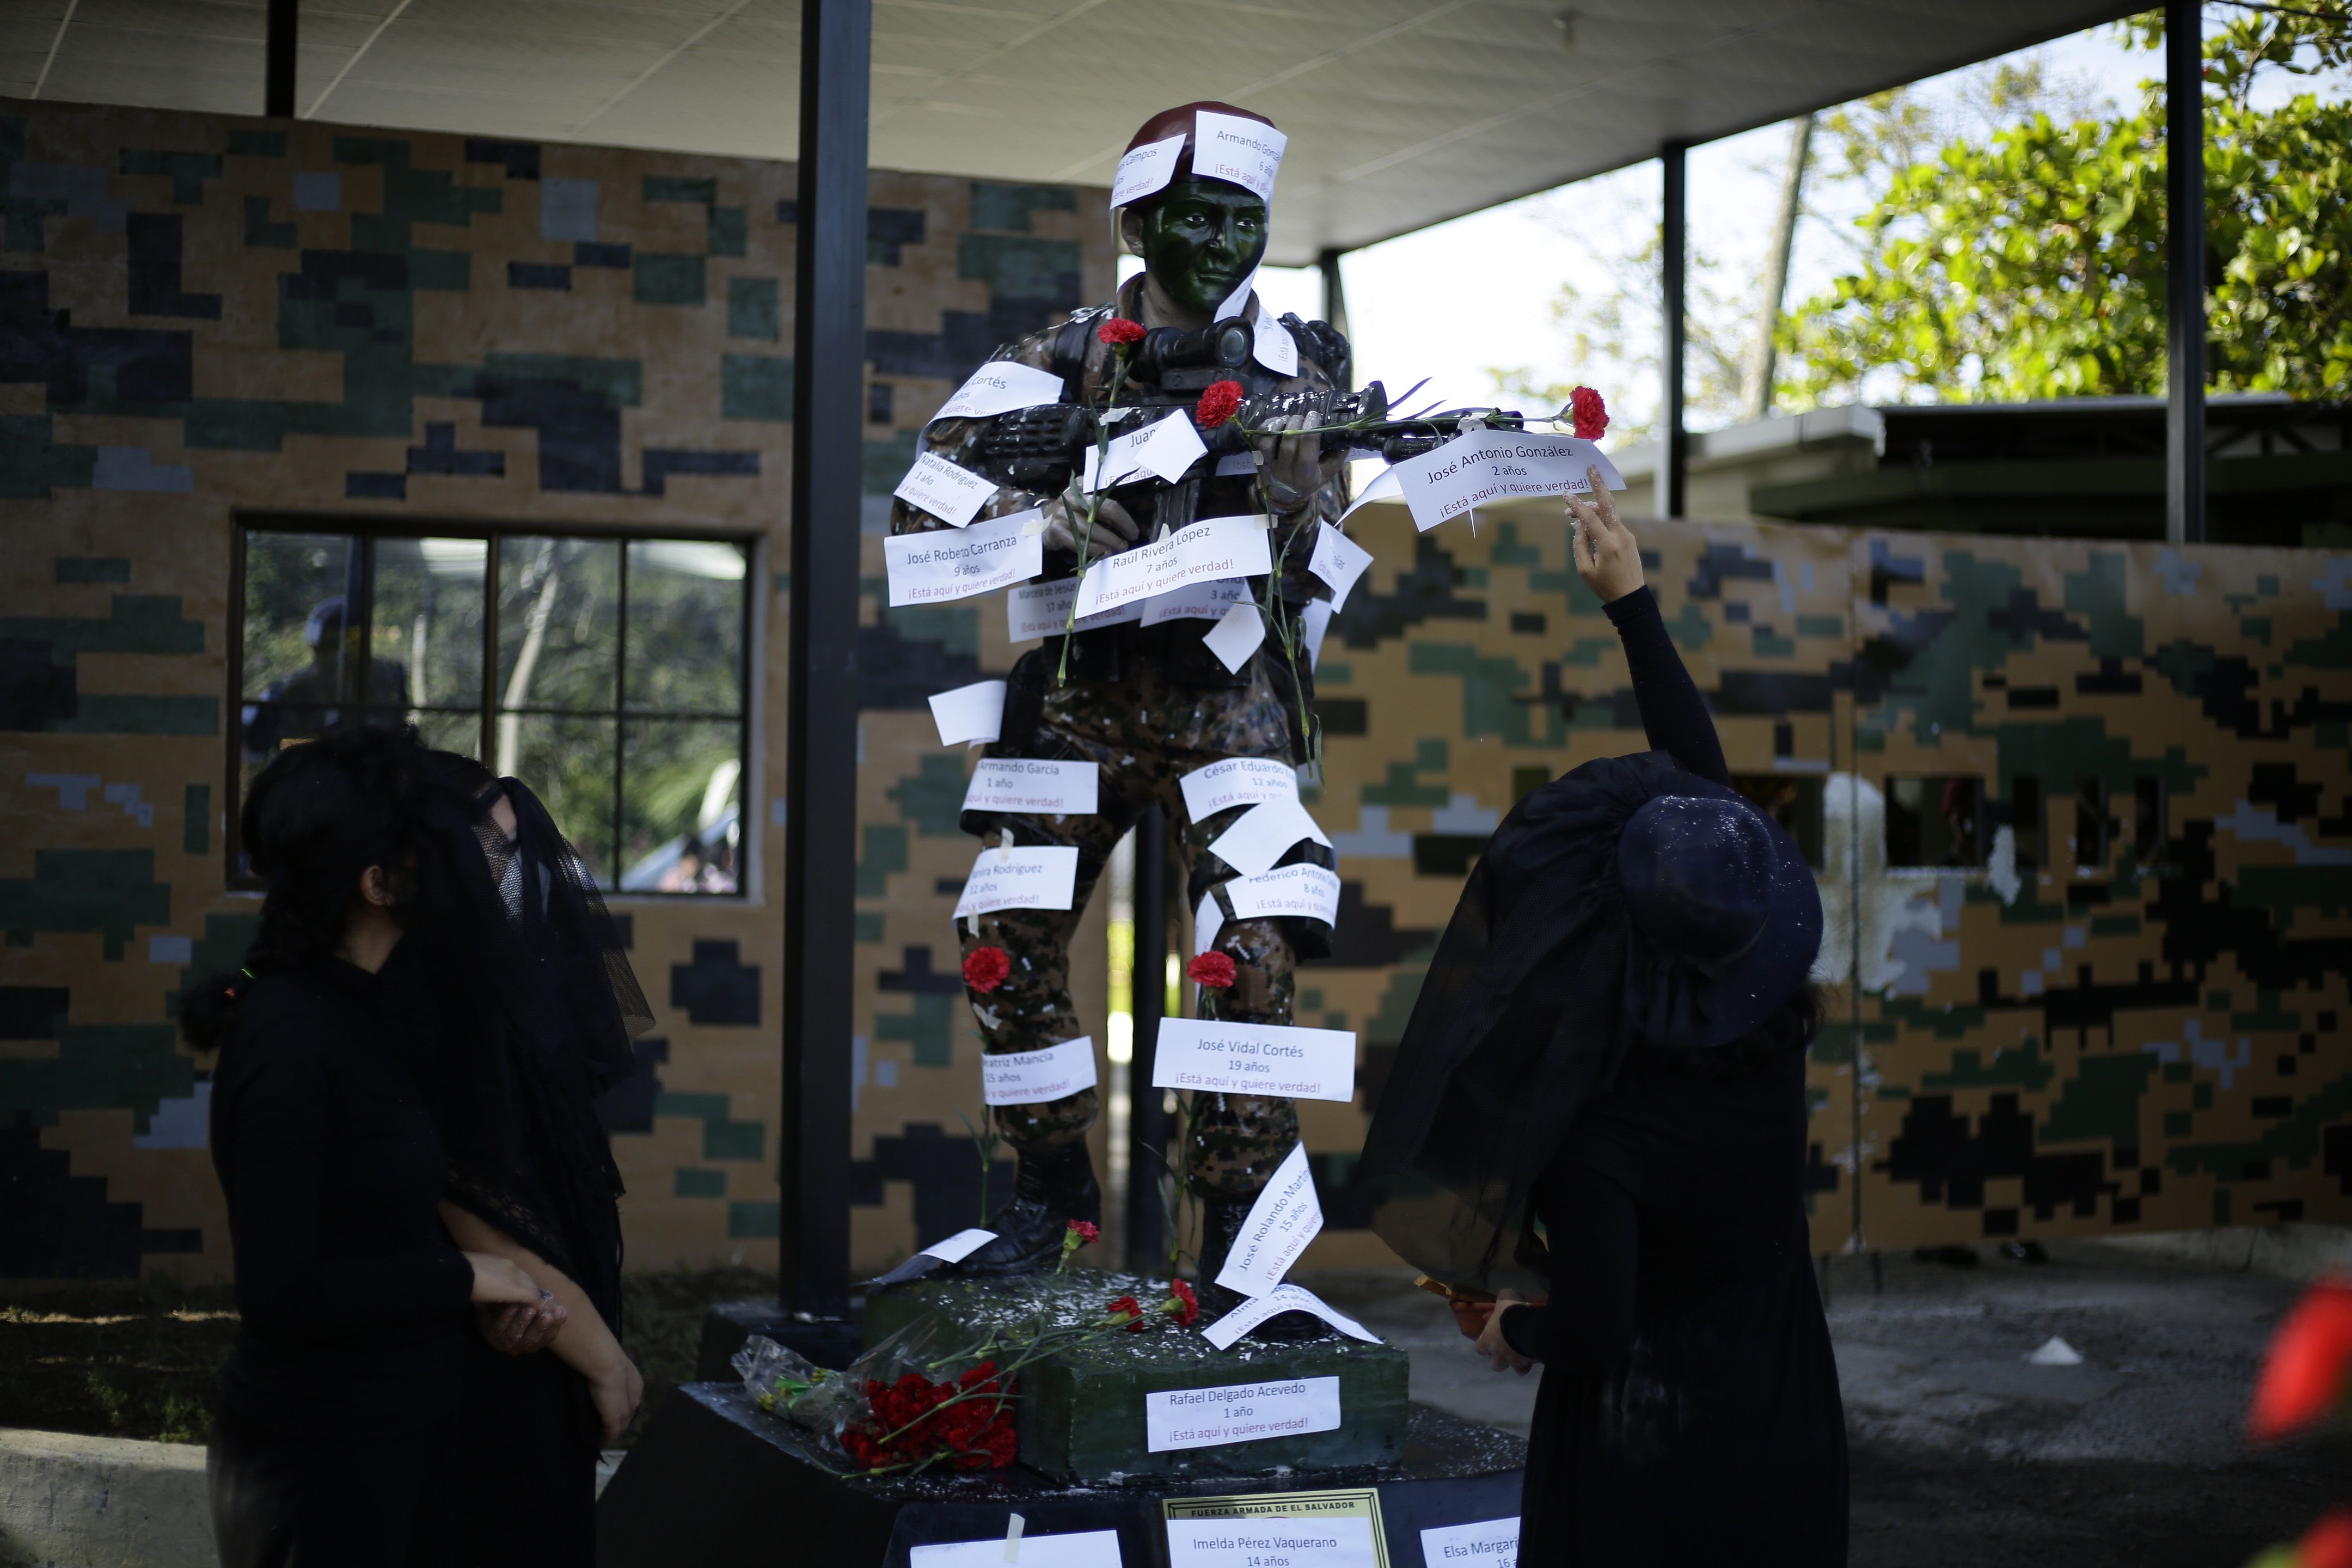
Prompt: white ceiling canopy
<box><xmin>5</xmin><ymin>0</ymin><xmax>2145</xmax><ymax>265</ymax></box>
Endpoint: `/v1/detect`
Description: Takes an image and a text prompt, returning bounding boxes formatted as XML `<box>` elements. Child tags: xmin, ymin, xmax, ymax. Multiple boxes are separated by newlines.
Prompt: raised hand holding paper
<box><xmin>893</xmin><ymin>450</ymin><xmax>996</xmax><ymax>528</ymax></box>
<box><xmin>1152</xmin><ymin>1018</ymin><xmax>1356</xmax><ymax>1102</ymax></box>
<box><xmin>1202</xmin><ymin>1282</ymin><xmax>1380</xmax><ymax>1351</ymax></box>
<box><xmin>929</xmin><ymin>360</ymin><xmax>1066</xmax><ymax>424</ymax></box>
<box><xmin>955</xmin><ymin>846</ymin><xmax>1079</xmax><ymax>918</ymax></box>
<box><xmin>1394</xmin><ymin>431</ymin><xmax>1625</xmax><ymax>533</ymax></box>
<box><xmin>1213</xmin><ymin>1142</ymin><xmax>1322</xmax><ymax>1298</ymax></box>
<box><xmin>962</xmin><ymin>758</ymin><xmax>1098</xmax><ymax>816</ymax></box>
<box><xmin>1206</xmin><ymin>797</ymin><xmax>1329</xmax><ymax>878</ymax></box>
<box><xmin>927</xmin><ymin>679</ymin><xmax>1006</xmax><ymax>747</ymax></box>
<box><xmin>1073</xmin><ymin>516</ymin><xmax>1271</xmax><ymax>618</ymax></box>
<box><xmin>885</xmin><ymin>510</ymin><xmax>1043</xmax><ymax>607</ymax></box>
<box><xmin>1179</xmin><ymin>756</ymin><xmax>1298</xmax><ymax>819</ymax></box>
<box><xmin>981</xmin><ymin>1037</ymin><xmax>1098</xmax><ymax>1106</ymax></box>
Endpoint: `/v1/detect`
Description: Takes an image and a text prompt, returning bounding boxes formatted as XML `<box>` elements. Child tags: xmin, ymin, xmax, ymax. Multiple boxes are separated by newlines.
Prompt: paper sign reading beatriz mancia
<box><xmin>1073</xmin><ymin>517</ymin><xmax>1271</xmax><ymax>619</ymax></box>
<box><xmin>1151</xmin><ymin>1018</ymin><xmax>1356</xmax><ymax>1102</ymax></box>
<box><xmin>885</xmin><ymin>511</ymin><xmax>1043</xmax><ymax>607</ymax></box>
<box><xmin>954</xmin><ymin>846</ymin><xmax>1079</xmax><ymax>918</ymax></box>
<box><xmin>960</xmin><ymin>758</ymin><xmax>1098</xmax><ymax>816</ymax></box>
<box><xmin>1144</xmin><ymin>1375</ymin><xmax>1339</xmax><ymax>1455</ymax></box>
<box><xmin>980</xmin><ymin>1036</ymin><xmax>1098</xmax><ymax>1106</ymax></box>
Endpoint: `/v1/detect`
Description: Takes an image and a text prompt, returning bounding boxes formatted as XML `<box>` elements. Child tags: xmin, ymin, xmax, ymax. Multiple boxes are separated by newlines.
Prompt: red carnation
<box><xmin>1106</xmin><ymin>1294</ymin><xmax>1146</xmax><ymax>1332</ymax></box>
<box><xmin>963</xmin><ymin>946</ymin><xmax>1011</xmax><ymax>994</ymax></box>
<box><xmin>1067</xmin><ymin>1218</ymin><xmax>1099</xmax><ymax>1244</ymax></box>
<box><xmin>1195</xmin><ymin>379</ymin><xmax>1244</xmax><ymax>429</ymax></box>
<box><xmin>1098</xmin><ymin>317</ymin><xmax>1146</xmax><ymax>347</ymax></box>
<box><xmin>1165</xmin><ymin>1278</ymin><xmax>1200</xmax><ymax>1327</ymax></box>
<box><xmin>1569</xmin><ymin>385</ymin><xmax>1609</xmax><ymax>442</ymax></box>
<box><xmin>2251</xmin><ymin>1277</ymin><xmax>2352</xmax><ymax>1441</ymax></box>
<box><xmin>2300</xmin><ymin>1510</ymin><xmax>2352</xmax><ymax>1568</ymax></box>
<box><xmin>1188</xmin><ymin>951</ymin><xmax>1236</xmax><ymax>989</ymax></box>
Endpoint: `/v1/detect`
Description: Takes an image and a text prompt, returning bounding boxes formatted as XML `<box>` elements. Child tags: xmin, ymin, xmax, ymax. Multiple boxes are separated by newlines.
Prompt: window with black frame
<box><xmin>233</xmin><ymin>524</ymin><xmax>751</xmax><ymax>895</ymax></box>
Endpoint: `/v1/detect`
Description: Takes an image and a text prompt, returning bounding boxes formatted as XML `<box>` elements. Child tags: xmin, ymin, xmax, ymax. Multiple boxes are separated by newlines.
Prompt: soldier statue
<box><xmin>890</xmin><ymin>101</ymin><xmax>1352</xmax><ymax>1300</ymax></box>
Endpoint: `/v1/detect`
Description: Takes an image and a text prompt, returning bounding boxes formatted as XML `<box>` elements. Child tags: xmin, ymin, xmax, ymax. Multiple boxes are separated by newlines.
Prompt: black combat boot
<box><xmin>950</xmin><ymin>1141</ymin><xmax>1102</xmax><ymax>1278</ymax></box>
<box><xmin>1192</xmin><ymin>1195</ymin><xmax>1324</xmax><ymax>1339</ymax></box>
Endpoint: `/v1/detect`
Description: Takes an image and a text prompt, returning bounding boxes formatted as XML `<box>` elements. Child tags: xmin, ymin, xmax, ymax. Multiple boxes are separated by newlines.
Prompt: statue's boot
<box><xmin>1192</xmin><ymin>1195</ymin><xmax>1324</xmax><ymax>1339</ymax></box>
<box><xmin>950</xmin><ymin>1142</ymin><xmax>1102</xmax><ymax>1278</ymax></box>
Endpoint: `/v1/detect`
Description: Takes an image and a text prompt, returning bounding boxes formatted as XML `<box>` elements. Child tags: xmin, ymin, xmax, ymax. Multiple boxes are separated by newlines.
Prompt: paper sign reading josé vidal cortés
<box><xmin>927</xmin><ymin>359</ymin><xmax>1066</xmax><ymax>425</ymax></box>
<box><xmin>980</xmin><ymin>1036</ymin><xmax>1097</xmax><ymax>1106</ymax></box>
<box><xmin>1179</xmin><ymin>756</ymin><xmax>1298</xmax><ymax>820</ymax></box>
<box><xmin>1144</xmin><ymin>1375</ymin><xmax>1339</xmax><ymax>1455</ymax></box>
<box><xmin>884</xmin><ymin>511</ymin><xmax>1043</xmax><ymax>607</ymax></box>
<box><xmin>954</xmin><ymin>846</ymin><xmax>1078</xmax><ymax>918</ymax></box>
<box><xmin>1073</xmin><ymin>516</ymin><xmax>1271</xmax><ymax>618</ymax></box>
<box><xmin>961</xmin><ymin>758</ymin><xmax>1098</xmax><ymax>816</ymax></box>
<box><xmin>1393</xmin><ymin>431</ymin><xmax>1626</xmax><ymax>533</ymax></box>
<box><xmin>1152</xmin><ymin>1018</ymin><xmax>1356</xmax><ymax>1102</ymax></box>
<box><xmin>1214</xmin><ymin>1142</ymin><xmax>1322</xmax><ymax>1298</ymax></box>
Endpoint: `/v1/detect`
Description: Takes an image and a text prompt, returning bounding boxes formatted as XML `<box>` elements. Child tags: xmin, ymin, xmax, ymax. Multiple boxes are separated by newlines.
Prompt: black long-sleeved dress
<box><xmin>207</xmin><ymin>955</ymin><xmax>475</xmax><ymax>1568</ymax></box>
<box><xmin>1497</xmin><ymin>586</ymin><xmax>1847</xmax><ymax>1566</ymax></box>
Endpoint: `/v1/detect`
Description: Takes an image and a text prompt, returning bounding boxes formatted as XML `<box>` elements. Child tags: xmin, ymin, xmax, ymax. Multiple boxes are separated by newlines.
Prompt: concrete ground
<box><xmin>1300</xmin><ymin>1241</ymin><xmax>2352</xmax><ymax>1567</ymax></box>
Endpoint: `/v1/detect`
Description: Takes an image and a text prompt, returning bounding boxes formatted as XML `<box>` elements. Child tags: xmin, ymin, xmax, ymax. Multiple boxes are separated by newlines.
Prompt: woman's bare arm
<box><xmin>440</xmin><ymin>1201</ymin><xmax>644</xmax><ymax>1443</ymax></box>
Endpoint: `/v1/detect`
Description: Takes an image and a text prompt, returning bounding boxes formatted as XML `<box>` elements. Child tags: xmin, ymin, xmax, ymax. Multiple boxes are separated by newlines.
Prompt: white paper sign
<box><xmin>1141</xmin><ymin>577</ymin><xmax>1250</xmax><ymax>627</ymax></box>
<box><xmin>1420</xmin><ymin>1517</ymin><xmax>1521</xmax><ymax>1566</ymax></box>
<box><xmin>1085</xmin><ymin>412</ymin><xmax>1209</xmax><ymax>491</ymax></box>
<box><xmin>981</xmin><ymin>1036</ymin><xmax>1098</xmax><ymax>1106</ymax></box>
<box><xmin>954</xmin><ymin>846</ymin><xmax>1079</xmax><ymax>918</ymax></box>
<box><xmin>1215</xmin><ymin>1142</ymin><xmax>1322</xmax><ymax>1297</ymax></box>
<box><xmin>1253</xmin><ymin>301</ymin><xmax>1298</xmax><ymax>377</ymax></box>
<box><xmin>1307</xmin><ymin>524</ymin><xmax>1374</xmax><ymax>610</ymax></box>
<box><xmin>1213</xmin><ymin>273</ymin><xmax>1255</xmax><ymax>322</ymax></box>
<box><xmin>1202</xmin><ymin>598</ymin><xmax>1265</xmax><ymax>673</ymax></box>
<box><xmin>1338</xmin><ymin>464</ymin><xmax>1402</xmax><ymax>526</ymax></box>
<box><xmin>1192</xmin><ymin>110</ymin><xmax>1288</xmax><ymax>203</ymax></box>
<box><xmin>1073</xmin><ymin>516</ymin><xmax>1272</xmax><ymax>618</ymax></box>
<box><xmin>1392</xmin><ymin>431</ymin><xmax>1626</xmax><ymax>533</ymax></box>
<box><xmin>1152</xmin><ymin>1018</ymin><xmax>1357</xmax><ymax>1102</ymax></box>
<box><xmin>886</xmin><ymin>511</ymin><xmax>1044</xmax><ymax>607</ymax></box>
<box><xmin>1112</xmin><ymin>131</ymin><xmax>1188</xmax><ymax>209</ymax></box>
<box><xmin>1226</xmin><ymin>862</ymin><xmax>1341</xmax><ymax>924</ymax></box>
<box><xmin>928</xmin><ymin>679</ymin><xmax>1007</xmax><ymax>747</ymax></box>
<box><xmin>1179</xmin><ymin>757</ymin><xmax>1298</xmax><ymax>820</ymax></box>
<box><xmin>1193</xmin><ymin>889</ymin><xmax>1223</xmax><ymax>956</ymax></box>
<box><xmin>1202</xmin><ymin>1282</ymin><xmax>1380</xmax><ymax>1351</ymax></box>
<box><xmin>1206</xmin><ymin>798</ymin><xmax>1329</xmax><ymax>878</ymax></box>
<box><xmin>1007</xmin><ymin>578</ymin><xmax>1144</xmax><ymax>642</ymax></box>
<box><xmin>895</xmin><ymin>450</ymin><xmax>997</xmax><ymax>529</ymax></box>
<box><xmin>912</xmin><ymin>1529</ymin><xmax>1124</xmax><ymax>1568</ymax></box>
<box><xmin>1166</xmin><ymin>1516</ymin><xmax>1374</xmax><ymax>1568</ymax></box>
<box><xmin>962</xmin><ymin>758</ymin><xmax>1098</xmax><ymax>817</ymax></box>
<box><xmin>1144</xmin><ymin>1375</ymin><xmax>1338</xmax><ymax>1454</ymax></box>
<box><xmin>1302</xmin><ymin>598</ymin><xmax>1333</xmax><ymax>671</ymax></box>
<box><xmin>918</xmin><ymin>1227</ymin><xmax>997</xmax><ymax>1264</ymax></box>
<box><xmin>929</xmin><ymin>360</ymin><xmax>1067</xmax><ymax>425</ymax></box>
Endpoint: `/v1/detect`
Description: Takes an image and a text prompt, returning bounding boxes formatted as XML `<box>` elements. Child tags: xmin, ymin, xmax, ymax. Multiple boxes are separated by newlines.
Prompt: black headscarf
<box><xmin>1358</xmin><ymin>749</ymin><xmax>1817</xmax><ymax>1298</ymax></box>
<box><xmin>394</xmin><ymin>758</ymin><xmax>651</xmax><ymax>1325</ymax></box>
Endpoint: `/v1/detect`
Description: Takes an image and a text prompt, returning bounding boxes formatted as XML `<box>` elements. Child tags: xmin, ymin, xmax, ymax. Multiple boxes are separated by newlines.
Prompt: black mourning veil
<box><xmin>401</xmin><ymin>755</ymin><xmax>652</xmax><ymax>1324</ymax></box>
<box><xmin>1360</xmin><ymin>750</ymin><xmax>1690</xmax><ymax>1298</ymax></box>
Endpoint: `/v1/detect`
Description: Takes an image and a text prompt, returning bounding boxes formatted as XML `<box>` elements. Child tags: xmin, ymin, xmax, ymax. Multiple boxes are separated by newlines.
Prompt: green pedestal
<box><xmin>863</xmin><ymin>1272</ymin><xmax>1412</xmax><ymax>1484</ymax></box>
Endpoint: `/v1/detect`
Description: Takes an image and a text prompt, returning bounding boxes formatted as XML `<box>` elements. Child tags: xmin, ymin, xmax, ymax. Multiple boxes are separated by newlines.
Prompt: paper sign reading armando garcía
<box><xmin>961</xmin><ymin>758</ymin><xmax>1098</xmax><ymax>816</ymax></box>
<box><xmin>1151</xmin><ymin>1018</ymin><xmax>1356</xmax><ymax>1102</ymax></box>
<box><xmin>1144</xmin><ymin>1376</ymin><xmax>1339</xmax><ymax>1455</ymax></box>
<box><xmin>1072</xmin><ymin>517</ymin><xmax>1271</xmax><ymax>618</ymax></box>
<box><xmin>885</xmin><ymin>511</ymin><xmax>1043</xmax><ymax>607</ymax></box>
<box><xmin>954</xmin><ymin>845</ymin><xmax>1078</xmax><ymax>918</ymax></box>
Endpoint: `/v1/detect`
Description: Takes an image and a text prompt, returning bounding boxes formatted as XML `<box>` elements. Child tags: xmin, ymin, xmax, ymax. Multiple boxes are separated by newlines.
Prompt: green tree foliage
<box><xmin>1783</xmin><ymin>7</ymin><xmax>2352</xmax><ymax>405</ymax></box>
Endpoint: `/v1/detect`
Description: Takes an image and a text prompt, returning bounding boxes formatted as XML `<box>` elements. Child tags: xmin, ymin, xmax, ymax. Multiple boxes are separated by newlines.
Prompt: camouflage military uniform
<box><xmin>891</xmin><ymin>272</ymin><xmax>1352</xmax><ymax>1207</ymax></box>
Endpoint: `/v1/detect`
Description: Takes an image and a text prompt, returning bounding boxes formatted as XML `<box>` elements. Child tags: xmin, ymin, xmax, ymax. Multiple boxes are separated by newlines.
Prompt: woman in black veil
<box><xmin>1359</xmin><ymin>473</ymin><xmax>1846</xmax><ymax>1565</ymax></box>
<box><xmin>385</xmin><ymin>752</ymin><xmax>654</xmax><ymax>1565</ymax></box>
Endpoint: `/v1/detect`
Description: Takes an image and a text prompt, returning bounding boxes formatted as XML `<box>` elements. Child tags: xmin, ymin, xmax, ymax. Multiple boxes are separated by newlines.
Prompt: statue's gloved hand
<box><xmin>1253</xmin><ymin>414</ymin><xmax>1325</xmax><ymax>516</ymax></box>
<box><xmin>1040</xmin><ymin>479</ymin><xmax>1141</xmax><ymax>563</ymax></box>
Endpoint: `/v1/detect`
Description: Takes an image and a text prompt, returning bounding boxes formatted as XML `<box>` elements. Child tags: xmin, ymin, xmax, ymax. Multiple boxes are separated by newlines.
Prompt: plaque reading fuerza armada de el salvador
<box><xmin>1163</xmin><ymin>1488</ymin><xmax>1387</xmax><ymax>1568</ymax></box>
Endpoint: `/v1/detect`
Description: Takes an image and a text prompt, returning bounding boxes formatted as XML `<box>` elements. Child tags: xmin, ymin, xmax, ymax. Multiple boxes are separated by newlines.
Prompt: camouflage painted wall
<box><xmin>0</xmin><ymin>95</ymin><xmax>1115</xmax><ymax>1282</ymax></box>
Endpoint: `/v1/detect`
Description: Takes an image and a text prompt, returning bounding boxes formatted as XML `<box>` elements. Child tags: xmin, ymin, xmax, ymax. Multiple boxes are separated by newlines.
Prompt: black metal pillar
<box><xmin>1125</xmin><ymin>809</ymin><xmax>1172</xmax><ymax>1271</ymax></box>
<box><xmin>2165</xmin><ymin>0</ymin><xmax>2206</xmax><ymax>546</ymax></box>
<box><xmin>780</xmin><ymin>0</ymin><xmax>871</xmax><ymax>1318</ymax></box>
<box><xmin>1661</xmin><ymin>142</ymin><xmax>1689</xmax><ymax>518</ymax></box>
<box><xmin>1317</xmin><ymin>248</ymin><xmax>1351</xmax><ymax>389</ymax></box>
<box><xmin>265</xmin><ymin>0</ymin><xmax>298</xmax><ymax>118</ymax></box>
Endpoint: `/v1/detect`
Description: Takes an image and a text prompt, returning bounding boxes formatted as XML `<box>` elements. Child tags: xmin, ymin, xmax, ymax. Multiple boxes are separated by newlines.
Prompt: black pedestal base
<box><xmin>599</xmin><ymin>1383</ymin><xmax>1525</xmax><ymax>1568</ymax></box>
<box><xmin>693</xmin><ymin>1300</ymin><xmax>861</xmax><ymax>1380</ymax></box>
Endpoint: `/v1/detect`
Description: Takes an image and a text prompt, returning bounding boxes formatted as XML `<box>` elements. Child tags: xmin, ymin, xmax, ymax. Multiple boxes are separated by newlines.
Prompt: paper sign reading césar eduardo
<box><xmin>954</xmin><ymin>846</ymin><xmax>1079</xmax><ymax>918</ymax></box>
<box><xmin>1006</xmin><ymin>578</ymin><xmax>1143</xmax><ymax>642</ymax></box>
<box><xmin>980</xmin><ymin>1037</ymin><xmax>1097</xmax><ymax>1106</ymax></box>
<box><xmin>961</xmin><ymin>758</ymin><xmax>1098</xmax><ymax>817</ymax></box>
<box><xmin>1178</xmin><ymin>757</ymin><xmax>1298</xmax><ymax>820</ymax></box>
<box><xmin>909</xmin><ymin>1529</ymin><xmax>1124</xmax><ymax>1567</ymax></box>
<box><xmin>885</xmin><ymin>511</ymin><xmax>1043</xmax><ymax>607</ymax></box>
<box><xmin>893</xmin><ymin>450</ymin><xmax>996</xmax><ymax>529</ymax></box>
<box><xmin>927</xmin><ymin>360</ymin><xmax>1067</xmax><ymax>425</ymax></box>
<box><xmin>1144</xmin><ymin>1375</ymin><xmax>1338</xmax><ymax>1454</ymax></box>
<box><xmin>1213</xmin><ymin>1142</ymin><xmax>1321</xmax><ymax>1298</ymax></box>
<box><xmin>1152</xmin><ymin>1018</ymin><xmax>1356</xmax><ymax>1102</ymax></box>
<box><xmin>1419</xmin><ymin>1516</ymin><xmax>1521</xmax><ymax>1565</ymax></box>
<box><xmin>1073</xmin><ymin>516</ymin><xmax>1272</xmax><ymax>619</ymax></box>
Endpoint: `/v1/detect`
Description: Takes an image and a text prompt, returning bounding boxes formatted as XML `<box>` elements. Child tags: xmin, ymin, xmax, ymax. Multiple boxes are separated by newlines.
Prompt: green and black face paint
<box><xmin>1133</xmin><ymin>180</ymin><xmax>1270</xmax><ymax>318</ymax></box>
